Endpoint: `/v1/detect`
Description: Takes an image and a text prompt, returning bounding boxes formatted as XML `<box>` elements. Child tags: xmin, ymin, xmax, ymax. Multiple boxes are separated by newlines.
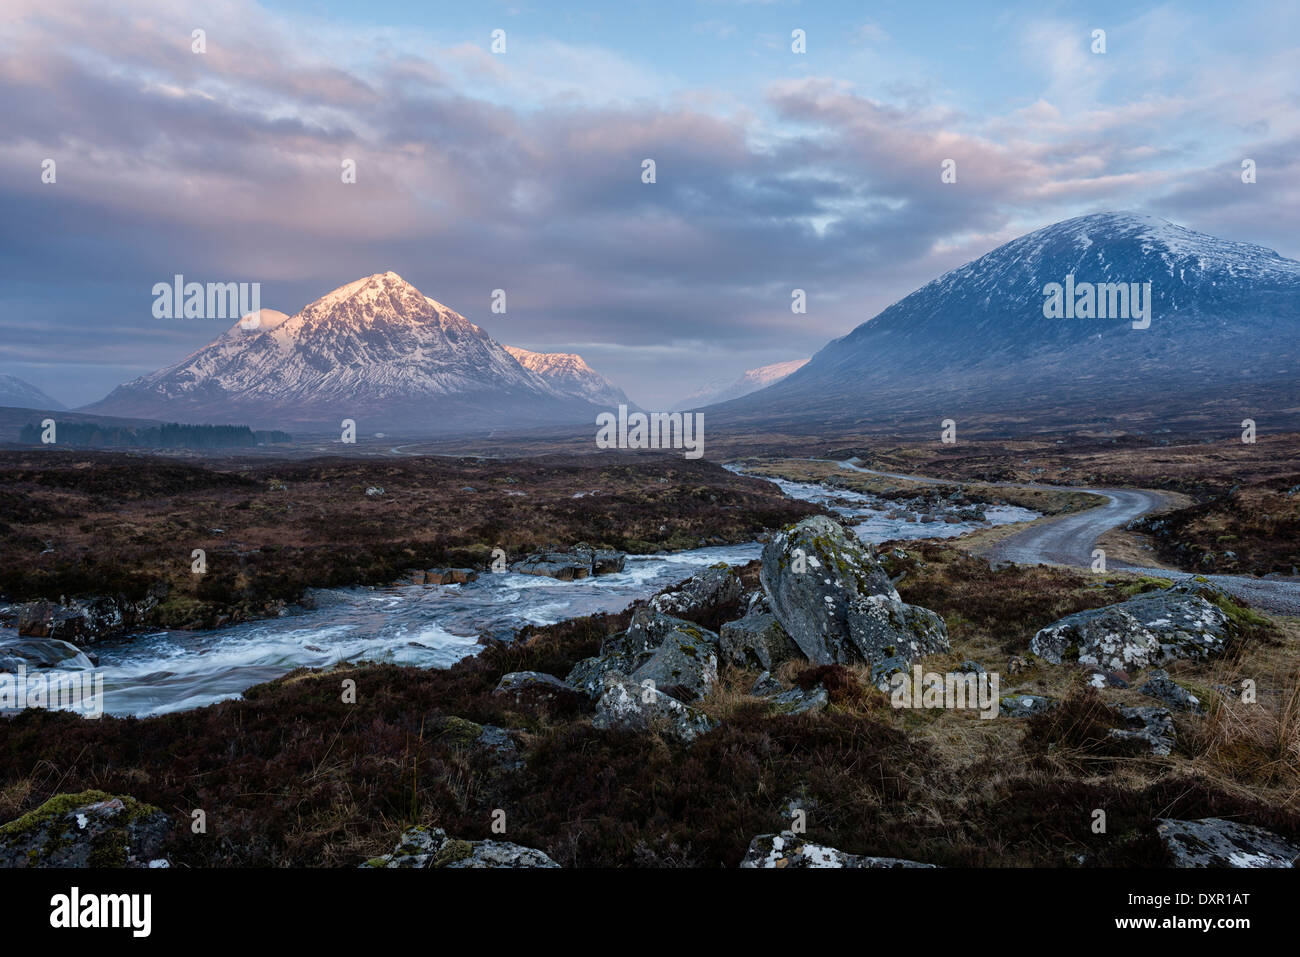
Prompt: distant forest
<box><xmin>19</xmin><ymin>421</ymin><xmax>292</xmax><ymax>448</ymax></box>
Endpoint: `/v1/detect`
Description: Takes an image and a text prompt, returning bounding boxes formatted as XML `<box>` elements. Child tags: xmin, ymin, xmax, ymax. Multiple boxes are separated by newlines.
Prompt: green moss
<box><xmin>0</xmin><ymin>790</ymin><xmax>115</xmax><ymax>841</ymax></box>
<box><xmin>432</xmin><ymin>839</ymin><xmax>474</xmax><ymax>867</ymax></box>
<box><xmin>438</xmin><ymin>716</ymin><xmax>484</xmax><ymax>748</ymax></box>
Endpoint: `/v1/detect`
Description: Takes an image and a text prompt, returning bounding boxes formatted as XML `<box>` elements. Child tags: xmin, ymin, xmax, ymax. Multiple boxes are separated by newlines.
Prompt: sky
<box><xmin>1</xmin><ymin>0</ymin><xmax>1298</xmax><ymax>408</ymax></box>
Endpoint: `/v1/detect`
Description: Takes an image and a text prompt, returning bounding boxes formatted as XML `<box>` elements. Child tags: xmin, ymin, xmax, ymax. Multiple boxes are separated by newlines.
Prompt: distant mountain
<box><xmin>677</xmin><ymin>359</ymin><xmax>809</xmax><ymax>410</ymax></box>
<box><xmin>0</xmin><ymin>374</ymin><xmax>64</xmax><ymax>410</ymax></box>
<box><xmin>84</xmin><ymin>273</ymin><xmax>612</xmax><ymax>432</ymax></box>
<box><xmin>504</xmin><ymin>346</ymin><xmax>630</xmax><ymax>407</ymax></box>
<box><xmin>712</xmin><ymin>212</ymin><xmax>1300</xmax><ymax>435</ymax></box>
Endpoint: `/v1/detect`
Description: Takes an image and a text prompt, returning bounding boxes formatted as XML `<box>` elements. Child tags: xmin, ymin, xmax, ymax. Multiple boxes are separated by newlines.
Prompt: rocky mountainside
<box><xmin>84</xmin><ymin>273</ymin><xmax>613</xmax><ymax>432</ymax></box>
<box><xmin>710</xmin><ymin>212</ymin><xmax>1300</xmax><ymax>434</ymax></box>
<box><xmin>0</xmin><ymin>374</ymin><xmax>64</xmax><ymax>411</ymax></box>
<box><xmin>504</xmin><ymin>346</ymin><xmax>629</xmax><ymax>407</ymax></box>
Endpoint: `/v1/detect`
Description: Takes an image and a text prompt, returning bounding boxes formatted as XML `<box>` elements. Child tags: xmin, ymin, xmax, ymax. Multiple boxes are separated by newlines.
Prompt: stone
<box><xmin>760</xmin><ymin>515</ymin><xmax>948</xmax><ymax>666</ymax></box>
<box><xmin>493</xmin><ymin>671</ymin><xmax>588</xmax><ymax>714</ymax></box>
<box><xmin>767</xmin><ymin>685</ymin><xmax>829</xmax><ymax>716</ymax></box>
<box><xmin>0</xmin><ymin>791</ymin><xmax>170</xmax><ymax>868</ymax></box>
<box><xmin>510</xmin><ymin>544</ymin><xmax>625</xmax><ymax>580</ymax></box>
<box><xmin>363</xmin><ymin>826</ymin><xmax>559</xmax><ymax>868</ymax></box>
<box><xmin>999</xmin><ymin>694</ymin><xmax>1056</xmax><ymax>717</ymax></box>
<box><xmin>16</xmin><ymin>597</ymin><xmax>135</xmax><ymax>644</ymax></box>
<box><xmin>629</xmin><ymin>622</ymin><xmax>719</xmax><ymax>703</ymax></box>
<box><xmin>1030</xmin><ymin>588</ymin><xmax>1234</xmax><ymax>670</ymax></box>
<box><xmin>0</xmin><ymin>637</ymin><xmax>93</xmax><ymax>673</ymax></box>
<box><xmin>649</xmin><ymin>563</ymin><xmax>743</xmax><ymax>624</ymax></box>
<box><xmin>719</xmin><ymin>594</ymin><xmax>804</xmax><ymax>672</ymax></box>
<box><xmin>426</xmin><ymin>568</ymin><xmax>478</xmax><ymax>585</ymax></box>
<box><xmin>1108</xmin><ymin>705</ymin><xmax>1176</xmax><ymax>756</ymax></box>
<box><xmin>592</xmin><ymin>674</ymin><xmax>716</xmax><ymax>743</ymax></box>
<box><xmin>1138</xmin><ymin>669</ymin><xmax>1205</xmax><ymax>714</ymax></box>
<box><xmin>1157</xmin><ymin>817</ymin><xmax>1299</xmax><ymax>868</ymax></box>
<box><xmin>739</xmin><ymin>831</ymin><xmax>935</xmax><ymax>868</ymax></box>
<box><xmin>749</xmin><ymin>671</ymin><xmax>785</xmax><ymax>697</ymax></box>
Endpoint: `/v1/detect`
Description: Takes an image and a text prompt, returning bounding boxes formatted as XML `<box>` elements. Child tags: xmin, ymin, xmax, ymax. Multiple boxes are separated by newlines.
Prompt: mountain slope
<box><xmin>85</xmin><ymin>273</ymin><xmax>607</xmax><ymax>432</ymax></box>
<box><xmin>712</xmin><ymin>212</ymin><xmax>1300</xmax><ymax>434</ymax></box>
<box><xmin>0</xmin><ymin>374</ymin><xmax>65</xmax><ymax>410</ymax></box>
<box><xmin>676</xmin><ymin>358</ymin><xmax>808</xmax><ymax>410</ymax></box>
<box><xmin>504</xmin><ymin>346</ymin><xmax>629</xmax><ymax>407</ymax></box>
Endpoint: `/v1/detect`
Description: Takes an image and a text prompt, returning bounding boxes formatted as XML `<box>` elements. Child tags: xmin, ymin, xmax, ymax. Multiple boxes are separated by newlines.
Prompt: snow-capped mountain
<box><xmin>504</xmin><ymin>346</ymin><xmax>630</xmax><ymax>407</ymax></box>
<box><xmin>0</xmin><ymin>374</ymin><xmax>65</xmax><ymax>410</ymax></box>
<box><xmin>676</xmin><ymin>358</ymin><xmax>808</xmax><ymax>410</ymax></box>
<box><xmin>713</xmin><ymin>212</ymin><xmax>1300</xmax><ymax>433</ymax></box>
<box><xmin>85</xmin><ymin>272</ymin><xmax>611</xmax><ymax>432</ymax></box>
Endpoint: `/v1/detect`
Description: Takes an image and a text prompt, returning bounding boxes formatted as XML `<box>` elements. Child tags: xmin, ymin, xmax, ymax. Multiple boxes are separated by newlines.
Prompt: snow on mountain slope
<box><xmin>503</xmin><ymin>346</ymin><xmax>630</xmax><ymax>406</ymax></box>
<box><xmin>676</xmin><ymin>358</ymin><xmax>809</xmax><ymax>410</ymax></box>
<box><xmin>0</xmin><ymin>373</ymin><xmax>65</xmax><ymax>410</ymax></box>
<box><xmin>84</xmin><ymin>272</ymin><xmax>607</xmax><ymax>432</ymax></box>
<box><xmin>714</xmin><ymin>212</ymin><xmax>1300</xmax><ymax>433</ymax></box>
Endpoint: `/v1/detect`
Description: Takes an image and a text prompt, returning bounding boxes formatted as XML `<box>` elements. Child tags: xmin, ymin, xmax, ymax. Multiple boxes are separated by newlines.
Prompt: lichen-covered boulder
<box><xmin>845</xmin><ymin>595</ymin><xmax>949</xmax><ymax>664</ymax></box>
<box><xmin>766</xmin><ymin>685</ymin><xmax>829</xmax><ymax>716</ymax></box>
<box><xmin>1157</xmin><ymin>818</ymin><xmax>1299</xmax><ymax>868</ymax></box>
<box><xmin>435</xmin><ymin>716</ymin><xmax>525</xmax><ymax>774</ymax></box>
<box><xmin>1108</xmin><ymin>705</ymin><xmax>1176</xmax><ymax>756</ymax></box>
<box><xmin>739</xmin><ymin>831</ymin><xmax>935</xmax><ymax>868</ymax></box>
<box><xmin>760</xmin><ymin>516</ymin><xmax>948</xmax><ymax>666</ymax></box>
<box><xmin>719</xmin><ymin>593</ymin><xmax>804</xmax><ymax>671</ymax></box>
<box><xmin>628</xmin><ymin>621</ymin><xmax>719</xmax><ymax>703</ymax></box>
<box><xmin>592</xmin><ymin>674</ymin><xmax>716</xmax><ymax>743</ymax></box>
<box><xmin>0</xmin><ymin>791</ymin><xmax>170</xmax><ymax>868</ymax></box>
<box><xmin>999</xmin><ymin>694</ymin><xmax>1056</xmax><ymax>718</ymax></box>
<box><xmin>363</xmin><ymin>826</ymin><xmax>559</xmax><ymax>868</ymax></box>
<box><xmin>565</xmin><ymin>608</ymin><xmax>709</xmax><ymax>699</ymax></box>
<box><xmin>493</xmin><ymin>671</ymin><xmax>588</xmax><ymax>714</ymax></box>
<box><xmin>1030</xmin><ymin>589</ymin><xmax>1233</xmax><ymax>670</ymax></box>
<box><xmin>650</xmin><ymin>564</ymin><xmax>743</xmax><ymax>625</ymax></box>
<box><xmin>1138</xmin><ymin>669</ymin><xmax>1205</xmax><ymax>714</ymax></box>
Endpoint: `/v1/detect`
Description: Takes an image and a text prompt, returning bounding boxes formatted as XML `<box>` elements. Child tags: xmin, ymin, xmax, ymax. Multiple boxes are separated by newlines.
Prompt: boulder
<box><xmin>363</xmin><ymin>826</ymin><xmax>558</xmax><ymax>868</ymax></box>
<box><xmin>999</xmin><ymin>694</ymin><xmax>1056</xmax><ymax>718</ymax></box>
<box><xmin>1108</xmin><ymin>705</ymin><xmax>1176</xmax><ymax>756</ymax></box>
<box><xmin>0</xmin><ymin>637</ymin><xmax>94</xmax><ymax>673</ymax></box>
<box><xmin>1030</xmin><ymin>588</ymin><xmax>1234</xmax><ymax>670</ymax></box>
<box><xmin>750</xmin><ymin>671</ymin><xmax>785</xmax><ymax>697</ymax></box>
<box><xmin>0</xmin><ymin>791</ymin><xmax>170</xmax><ymax>868</ymax></box>
<box><xmin>760</xmin><ymin>515</ymin><xmax>948</xmax><ymax>666</ymax></box>
<box><xmin>1157</xmin><ymin>818</ymin><xmax>1299</xmax><ymax>868</ymax></box>
<box><xmin>566</xmin><ymin>608</ymin><xmax>709</xmax><ymax>699</ymax></box>
<box><xmin>649</xmin><ymin>564</ymin><xmax>743</xmax><ymax>624</ymax></box>
<box><xmin>493</xmin><ymin>671</ymin><xmax>588</xmax><ymax>714</ymax></box>
<box><xmin>16</xmin><ymin>597</ymin><xmax>135</xmax><ymax>644</ymax></box>
<box><xmin>719</xmin><ymin>594</ymin><xmax>804</xmax><ymax>671</ymax></box>
<box><xmin>510</xmin><ymin>545</ymin><xmax>625</xmax><ymax>580</ymax></box>
<box><xmin>629</xmin><ymin>622</ymin><xmax>719</xmax><ymax>703</ymax></box>
<box><xmin>766</xmin><ymin>685</ymin><xmax>829</xmax><ymax>716</ymax></box>
<box><xmin>739</xmin><ymin>831</ymin><xmax>935</xmax><ymax>869</ymax></box>
<box><xmin>435</xmin><ymin>716</ymin><xmax>524</xmax><ymax>773</ymax></box>
<box><xmin>1138</xmin><ymin>669</ymin><xmax>1205</xmax><ymax>714</ymax></box>
<box><xmin>591</xmin><ymin>674</ymin><xmax>716</xmax><ymax>743</ymax></box>
<box><xmin>426</xmin><ymin>568</ymin><xmax>478</xmax><ymax>586</ymax></box>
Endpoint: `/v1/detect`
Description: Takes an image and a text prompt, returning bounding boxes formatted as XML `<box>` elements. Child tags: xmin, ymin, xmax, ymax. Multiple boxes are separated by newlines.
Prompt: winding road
<box><xmin>825</xmin><ymin>459</ymin><xmax>1300</xmax><ymax>616</ymax></box>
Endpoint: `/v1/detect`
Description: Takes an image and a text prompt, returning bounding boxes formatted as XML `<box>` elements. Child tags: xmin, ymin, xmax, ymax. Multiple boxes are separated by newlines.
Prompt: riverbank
<box><xmin>0</xmin><ymin>449</ymin><xmax>822</xmax><ymax>635</ymax></box>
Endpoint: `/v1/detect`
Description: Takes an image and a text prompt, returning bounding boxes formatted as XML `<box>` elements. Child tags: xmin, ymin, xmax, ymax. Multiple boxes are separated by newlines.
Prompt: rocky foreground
<box><xmin>1</xmin><ymin>515</ymin><xmax>1297</xmax><ymax>868</ymax></box>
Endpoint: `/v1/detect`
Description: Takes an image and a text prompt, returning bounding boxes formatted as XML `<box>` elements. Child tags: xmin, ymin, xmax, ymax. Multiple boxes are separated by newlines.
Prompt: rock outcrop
<box><xmin>493</xmin><ymin>671</ymin><xmax>588</xmax><ymax>715</ymax></box>
<box><xmin>0</xmin><ymin>791</ymin><xmax>171</xmax><ymax>868</ymax></box>
<box><xmin>719</xmin><ymin>593</ymin><xmax>804</xmax><ymax>671</ymax></box>
<box><xmin>16</xmin><ymin>596</ymin><xmax>140</xmax><ymax>644</ymax></box>
<box><xmin>759</xmin><ymin>516</ymin><xmax>948</xmax><ymax>666</ymax></box>
<box><xmin>648</xmin><ymin>563</ymin><xmax>743</xmax><ymax>625</ymax></box>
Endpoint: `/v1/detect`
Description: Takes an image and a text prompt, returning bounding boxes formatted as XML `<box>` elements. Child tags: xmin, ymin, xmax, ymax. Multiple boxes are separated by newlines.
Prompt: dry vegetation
<box><xmin>1</xmin><ymin>547</ymin><xmax>1295</xmax><ymax>868</ymax></box>
<box><xmin>0</xmin><ymin>449</ymin><xmax>820</xmax><ymax>629</ymax></box>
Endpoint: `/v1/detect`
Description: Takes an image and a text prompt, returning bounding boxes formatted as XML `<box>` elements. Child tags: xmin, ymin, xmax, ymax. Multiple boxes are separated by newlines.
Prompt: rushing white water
<box><xmin>3</xmin><ymin>470</ymin><xmax>1038</xmax><ymax>718</ymax></box>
